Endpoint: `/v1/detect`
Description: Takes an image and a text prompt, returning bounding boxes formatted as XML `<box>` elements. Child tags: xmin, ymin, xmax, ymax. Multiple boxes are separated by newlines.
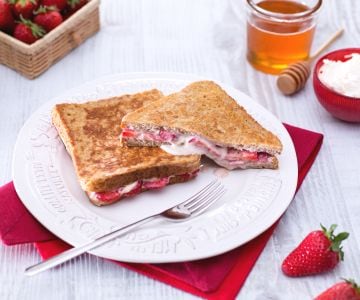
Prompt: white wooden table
<box><xmin>1</xmin><ymin>0</ymin><xmax>359</xmax><ymax>299</ymax></box>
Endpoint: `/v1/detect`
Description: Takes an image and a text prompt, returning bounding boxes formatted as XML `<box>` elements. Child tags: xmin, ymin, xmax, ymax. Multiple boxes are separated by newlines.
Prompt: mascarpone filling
<box><xmin>121</xmin><ymin>127</ymin><xmax>273</xmax><ymax>170</ymax></box>
<box><xmin>89</xmin><ymin>170</ymin><xmax>199</xmax><ymax>203</ymax></box>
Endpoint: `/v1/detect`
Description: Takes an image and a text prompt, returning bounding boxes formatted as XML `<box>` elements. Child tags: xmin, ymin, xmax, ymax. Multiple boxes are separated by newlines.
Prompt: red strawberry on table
<box><xmin>41</xmin><ymin>0</ymin><xmax>66</xmax><ymax>11</ymax></box>
<box><xmin>9</xmin><ymin>0</ymin><xmax>39</xmax><ymax>19</ymax></box>
<box><xmin>0</xmin><ymin>0</ymin><xmax>15</xmax><ymax>33</ymax></box>
<box><xmin>34</xmin><ymin>5</ymin><xmax>62</xmax><ymax>32</ymax></box>
<box><xmin>13</xmin><ymin>15</ymin><xmax>45</xmax><ymax>44</ymax></box>
<box><xmin>282</xmin><ymin>224</ymin><xmax>349</xmax><ymax>277</ymax></box>
<box><xmin>315</xmin><ymin>279</ymin><xmax>360</xmax><ymax>300</ymax></box>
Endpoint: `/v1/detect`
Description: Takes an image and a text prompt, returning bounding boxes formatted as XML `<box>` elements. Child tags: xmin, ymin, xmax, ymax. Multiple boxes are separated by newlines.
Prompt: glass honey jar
<box><xmin>246</xmin><ymin>0</ymin><xmax>322</xmax><ymax>74</ymax></box>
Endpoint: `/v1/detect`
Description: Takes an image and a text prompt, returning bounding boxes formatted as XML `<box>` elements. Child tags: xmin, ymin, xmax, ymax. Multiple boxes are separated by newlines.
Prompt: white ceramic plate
<box><xmin>12</xmin><ymin>72</ymin><xmax>297</xmax><ymax>263</ymax></box>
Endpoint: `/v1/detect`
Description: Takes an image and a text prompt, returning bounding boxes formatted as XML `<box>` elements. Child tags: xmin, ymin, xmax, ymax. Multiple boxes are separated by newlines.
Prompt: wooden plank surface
<box><xmin>0</xmin><ymin>0</ymin><xmax>359</xmax><ymax>299</ymax></box>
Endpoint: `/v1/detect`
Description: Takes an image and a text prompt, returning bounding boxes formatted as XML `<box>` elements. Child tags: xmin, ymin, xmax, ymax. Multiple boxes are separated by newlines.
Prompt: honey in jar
<box><xmin>246</xmin><ymin>0</ymin><xmax>322</xmax><ymax>74</ymax></box>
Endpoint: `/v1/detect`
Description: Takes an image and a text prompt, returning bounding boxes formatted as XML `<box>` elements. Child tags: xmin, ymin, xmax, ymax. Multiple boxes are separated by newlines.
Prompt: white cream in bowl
<box><xmin>318</xmin><ymin>53</ymin><xmax>360</xmax><ymax>98</ymax></box>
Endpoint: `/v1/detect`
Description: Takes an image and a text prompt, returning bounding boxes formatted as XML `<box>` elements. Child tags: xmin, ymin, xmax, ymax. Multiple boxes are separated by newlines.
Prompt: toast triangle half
<box><xmin>52</xmin><ymin>90</ymin><xmax>201</xmax><ymax>196</ymax></box>
<box><xmin>122</xmin><ymin>81</ymin><xmax>283</xmax><ymax>155</ymax></box>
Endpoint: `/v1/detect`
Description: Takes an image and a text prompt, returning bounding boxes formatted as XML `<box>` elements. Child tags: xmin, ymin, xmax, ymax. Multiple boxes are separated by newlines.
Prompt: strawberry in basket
<box><xmin>63</xmin><ymin>0</ymin><xmax>87</xmax><ymax>18</ymax></box>
<box><xmin>13</xmin><ymin>15</ymin><xmax>45</xmax><ymax>44</ymax></box>
<box><xmin>9</xmin><ymin>0</ymin><xmax>39</xmax><ymax>19</ymax></box>
<box><xmin>41</xmin><ymin>0</ymin><xmax>67</xmax><ymax>11</ymax></box>
<box><xmin>34</xmin><ymin>5</ymin><xmax>63</xmax><ymax>32</ymax></box>
<box><xmin>0</xmin><ymin>0</ymin><xmax>15</xmax><ymax>33</ymax></box>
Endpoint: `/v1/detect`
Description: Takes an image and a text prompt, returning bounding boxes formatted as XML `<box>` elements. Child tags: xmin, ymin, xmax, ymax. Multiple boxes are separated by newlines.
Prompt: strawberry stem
<box><xmin>342</xmin><ymin>278</ymin><xmax>360</xmax><ymax>295</ymax></box>
<box><xmin>320</xmin><ymin>224</ymin><xmax>349</xmax><ymax>261</ymax></box>
<box><xmin>67</xmin><ymin>0</ymin><xmax>81</xmax><ymax>8</ymax></box>
<box><xmin>9</xmin><ymin>0</ymin><xmax>37</xmax><ymax>6</ymax></box>
<box><xmin>34</xmin><ymin>5</ymin><xmax>58</xmax><ymax>15</ymax></box>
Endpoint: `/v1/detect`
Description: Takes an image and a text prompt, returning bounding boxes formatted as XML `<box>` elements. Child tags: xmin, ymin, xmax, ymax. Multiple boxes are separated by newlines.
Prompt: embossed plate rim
<box><xmin>12</xmin><ymin>72</ymin><xmax>298</xmax><ymax>263</ymax></box>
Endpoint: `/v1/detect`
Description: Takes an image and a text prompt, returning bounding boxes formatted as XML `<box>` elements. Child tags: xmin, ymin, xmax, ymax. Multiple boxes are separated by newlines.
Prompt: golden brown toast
<box><xmin>52</xmin><ymin>90</ymin><xmax>201</xmax><ymax>194</ymax></box>
<box><xmin>122</xmin><ymin>81</ymin><xmax>282</xmax><ymax>155</ymax></box>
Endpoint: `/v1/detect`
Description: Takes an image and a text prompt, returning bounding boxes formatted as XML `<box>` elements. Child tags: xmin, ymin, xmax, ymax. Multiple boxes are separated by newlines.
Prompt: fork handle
<box><xmin>24</xmin><ymin>214</ymin><xmax>159</xmax><ymax>276</ymax></box>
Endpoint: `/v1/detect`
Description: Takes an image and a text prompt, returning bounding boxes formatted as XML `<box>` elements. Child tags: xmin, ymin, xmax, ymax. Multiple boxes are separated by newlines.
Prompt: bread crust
<box><xmin>125</xmin><ymin>137</ymin><xmax>162</xmax><ymax>147</ymax></box>
<box><xmin>233</xmin><ymin>156</ymin><xmax>278</xmax><ymax>169</ymax></box>
<box><xmin>122</xmin><ymin>81</ymin><xmax>283</xmax><ymax>155</ymax></box>
<box><xmin>52</xmin><ymin>90</ymin><xmax>201</xmax><ymax>193</ymax></box>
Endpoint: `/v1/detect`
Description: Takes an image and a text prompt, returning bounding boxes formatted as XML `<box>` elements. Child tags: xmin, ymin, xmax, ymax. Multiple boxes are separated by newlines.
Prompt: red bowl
<box><xmin>313</xmin><ymin>48</ymin><xmax>360</xmax><ymax>123</ymax></box>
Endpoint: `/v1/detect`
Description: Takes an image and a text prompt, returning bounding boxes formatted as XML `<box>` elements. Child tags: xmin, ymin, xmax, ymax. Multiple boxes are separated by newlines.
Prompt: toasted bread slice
<box><xmin>52</xmin><ymin>90</ymin><xmax>201</xmax><ymax>205</ymax></box>
<box><xmin>121</xmin><ymin>81</ymin><xmax>282</xmax><ymax>170</ymax></box>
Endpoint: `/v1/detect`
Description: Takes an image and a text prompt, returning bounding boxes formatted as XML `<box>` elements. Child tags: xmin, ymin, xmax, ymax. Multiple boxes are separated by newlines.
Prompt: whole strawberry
<box><xmin>9</xmin><ymin>0</ymin><xmax>39</xmax><ymax>19</ymax></box>
<box><xmin>41</xmin><ymin>0</ymin><xmax>66</xmax><ymax>11</ymax></box>
<box><xmin>34</xmin><ymin>5</ymin><xmax>62</xmax><ymax>32</ymax></box>
<box><xmin>0</xmin><ymin>0</ymin><xmax>15</xmax><ymax>33</ymax></box>
<box><xmin>282</xmin><ymin>224</ymin><xmax>349</xmax><ymax>277</ymax></box>
<box><xmin>315</xmin><ymin>279</ymin><xmax>360</xmax><ymax>300</ymax></box>
<box><xmin>63</xmin><ymin>0</ymin><xmax>86</xmax><ymax>18</ymax></box>
<box><xmin>13</xmin><ymin>15</ymin><xmax>45</xmax><ymax>44</ymax></box>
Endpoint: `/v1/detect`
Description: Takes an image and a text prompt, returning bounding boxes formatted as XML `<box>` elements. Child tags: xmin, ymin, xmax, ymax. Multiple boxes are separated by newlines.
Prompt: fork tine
<box><xmin>182</xmin><ymin>179</ymin><xmax>220</xmax><ymax>207</ymax></box>
<box><xmin>186</xmin><ymin>182</ymin><xmax>223</xmax><ymax>210</ymax></box>
<box><xmin>184</xmin><ymin>181</ymin><xmax>221</xmax><ymax>209</ymax></box>
<box><xmin>190</xmin><ymin>187</ymin><xmax>226</xmax><ymax>216</ymax></box>
<box><xmin>187</xmin><ymin>185</ymin><xmax>224</xmax><ymax>214</ymax></box>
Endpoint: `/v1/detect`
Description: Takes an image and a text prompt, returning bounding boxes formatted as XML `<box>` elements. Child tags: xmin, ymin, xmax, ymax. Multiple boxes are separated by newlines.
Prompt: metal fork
<box><xmin>25</xmin><ymin>179</ymin><xmax>226</xmax><ymax>276</ymax></box>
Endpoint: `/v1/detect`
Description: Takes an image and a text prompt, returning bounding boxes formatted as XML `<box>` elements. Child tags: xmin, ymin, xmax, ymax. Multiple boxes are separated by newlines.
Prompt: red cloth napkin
<box><xmin>0</xmin><ymin>124</ymin><xmax>323</xmax><ymax>300</ymax></box>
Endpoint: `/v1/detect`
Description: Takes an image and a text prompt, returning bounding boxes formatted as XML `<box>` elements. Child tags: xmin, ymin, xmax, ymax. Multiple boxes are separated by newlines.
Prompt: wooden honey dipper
<box><xmin>277</xmin><ymin>28</ymin><xmax>344</xmax><ymax>95</ymax></box>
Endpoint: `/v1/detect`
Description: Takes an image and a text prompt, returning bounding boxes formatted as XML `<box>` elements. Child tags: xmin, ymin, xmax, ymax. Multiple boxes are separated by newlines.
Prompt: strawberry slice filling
<box><xmin>121</xmin><ymin>127</ymin><xmax>274</xmax><ymax>170</ymax></box>
<box><xmin>90</xmin><ymin>170</ymin><xmax>199</xmax><ymax>203</ymax></box>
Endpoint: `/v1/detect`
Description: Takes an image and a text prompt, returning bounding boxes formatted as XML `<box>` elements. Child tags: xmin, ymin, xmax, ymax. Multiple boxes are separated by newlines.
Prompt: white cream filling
<box><xmin>160</xmin><ymin>135</ymin><xmax>230</xmax><ymax>159</ymax></box>
<box><xmin>120</xmin><ymin>181</ymin><xmax>140</xmax><ymax>194</ymax></box>
<box><xmin>161</xmin><ymin>136</ymin><xmax>204</xmax><ymax>155</ymax></box>
<box><xmin>160</xmin><ymin>134</ymin><xmax>273</xmax><ymax>170</ymax></box>
<box><xmin>89</xmin><ymin>178</ymin><xmax>156</xmax><ymax>200</ymax></box>
<box><xmin>90</xmin><ymin>174</ymin><xmax>184</xmax><ymax>200</ymax></box>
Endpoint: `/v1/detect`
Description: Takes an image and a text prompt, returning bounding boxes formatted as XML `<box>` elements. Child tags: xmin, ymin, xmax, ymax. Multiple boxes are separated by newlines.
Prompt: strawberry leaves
<box><xmin>343</xmin><ymin>278</ymin><xmax>360</xmax><ymax>294</ymax></box>
<box><xmin>321</xmin><ymin>224</ymin><xmax>349</xmax><ymax>261</ymax></box>
<box><xmin>18</xmin><ymin>14</ymin><xmax>45</xmax><ymax>38</ymax></box>
<box><xmin>8</xmin><ymin>0</ymin><xmax>36</xmax><ymax>5</ymax></box>
<box><xmin>34</xmin><ymin>5</ymin><xmax>58</xmax><ymax>15</ymax></box>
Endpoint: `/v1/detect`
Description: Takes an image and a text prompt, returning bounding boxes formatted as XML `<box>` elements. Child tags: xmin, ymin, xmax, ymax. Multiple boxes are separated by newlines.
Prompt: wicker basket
<box><xmin>0</xmin><ymin>0</ymin><xmax>100</xmax><ymax>79</ymax></box>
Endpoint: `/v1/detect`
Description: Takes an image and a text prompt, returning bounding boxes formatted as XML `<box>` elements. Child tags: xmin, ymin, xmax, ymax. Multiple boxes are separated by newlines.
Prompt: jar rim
<box><xmin>247</xmin><ymin>0</ymin><xmax>322</xmax><ymax>20</ymax></box>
